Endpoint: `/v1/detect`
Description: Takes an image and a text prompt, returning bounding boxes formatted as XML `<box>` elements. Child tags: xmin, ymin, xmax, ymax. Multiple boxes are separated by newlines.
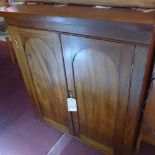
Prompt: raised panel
<box><xmin>73</xmin><ymin>49</ymin><xmax>118</xmax><ymax>146</ymax></box>
<box><xmin>15</xmin><ymin>28</ymin><xmax>69</xmax><ymax>131</ymax></box>
<box><xmin>62</xmin><ymin>34</ymin><xmax>135</xmax><ymax>153</ymax></box>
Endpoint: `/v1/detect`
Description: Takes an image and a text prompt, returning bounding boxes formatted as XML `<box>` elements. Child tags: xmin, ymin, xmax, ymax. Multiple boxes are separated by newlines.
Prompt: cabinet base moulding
<box><xmin>80</xmin><ymin>135</ymin><xmax>113</xmax><ymax>155</ymax></box>
<box><xmin>43</xmin><ymin>116</ymin><xmax>69</xmax><ymax>133</ymax></box>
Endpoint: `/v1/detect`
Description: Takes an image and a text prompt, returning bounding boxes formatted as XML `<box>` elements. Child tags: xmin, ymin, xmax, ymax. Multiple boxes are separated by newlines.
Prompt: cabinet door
<box><xmin>10</xmin><ymin>27</ymin><xmax>69</xmax><ymax>132</ymax></box>
<box><xmin>61</xmin><ymin>34</ymin><xmax>147</xmax><ymax>154</ymax></box>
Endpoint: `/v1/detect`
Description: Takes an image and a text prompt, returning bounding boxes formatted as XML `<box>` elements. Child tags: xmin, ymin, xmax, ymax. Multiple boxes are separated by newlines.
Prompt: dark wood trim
<box><xmin>8</xmin><ymin>26</ymin><xmax>43</xmax><ymax>118</ymax></box>
<box><xmin>25</xmin><ymin>0</ymin><xmax>155</xmax><ymax>9</ymax></box>
<box><xmin>3</xmin><ymin>16</ymin><xmax>153</xmax><ymax>45</ymax></box>
<box><xmin>1</xmin><ymin>5</ymin><xmax>154</xmax><ymax>45</ymax></box>
<box><xmin>59</xmin><ymin>33</ymin><xmax>75</xmax><ymax>135</ymax></box>
<box><xmin>0</xmin><ymin>4</ymin><xmax>155</xmax><ymax>25</ymax></box>
<box><xmin>129</xmin><ymin>28</ymin><xmax>155</xmax><ymax>154</ymax></box>
<box><xmin>139</xmin><ymin>29</ymin><xmax>155</xmax><ymax>123</ymax></box>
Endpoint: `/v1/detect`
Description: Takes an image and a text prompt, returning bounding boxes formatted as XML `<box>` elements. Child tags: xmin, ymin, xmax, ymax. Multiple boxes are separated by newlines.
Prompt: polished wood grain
<box><xmin>135</xmin><ymin>31</ymin><xmax>155</xmax><ymax>153</ymax></box>
<box><xmin>5</xmin><ymin>5</ymin><xmax>155</xmax><ymax>155</ymax></box>
<box><xmin>24</xmin><ymin>29</ymin><xmax>68</xmax><ymax>129</ymax></box>
<box><xmin>61</xmin><ymin>34</ymin><xmax>138</xmax><ymax>154</ymax></box>
<box><xmin>10</xmin><ymin>26</ymin><xmax>70</xmax><ymax>131</ymax></box>
<box><xmin>123</xmin><ymin>45</ymin><xmax>148</xmax><ymax>154</ymax></box>
<box><xmin>4</xmin><ymin>16</ymin><xmax>152</xmax><ymax>45</ymax></box>
<box><xmin>144</xmin><ymin>73</ymin><xmax>155</xmax><ymax>130</ymax></box>
<box><xmin>1</xmin><ymin>5</ymin><xmax>154</xmax><ymax>45</ymax></box>
<box><xmin>0</xmin><ymin>4</ymin><xmax>155</xmax><ymax>25</ymax></box>
<box><xmin>136</xmin><ymin>61</ymin><xmax>155</xmax><ymax>152</ymax></box>
<box><xmin>1</xmin><ymin>4</ymin><xmax>154</xmax><ymax>46</ymax></box>
<box><xmin>8</xmin><ymin>26</ymin><xmax>42</xmax><ymax>117</ymax></box>
<box><xmin>25</xmin><ymin>0</ymin><xmax>155</xmax><ymax>8</ymax></box>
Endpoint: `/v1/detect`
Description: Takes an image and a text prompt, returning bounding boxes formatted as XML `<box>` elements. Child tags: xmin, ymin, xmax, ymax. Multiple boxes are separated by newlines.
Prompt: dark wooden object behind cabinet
<box><xmin>137</xmin><ymin>62</ymin><xmax>155</xmax><ymax>151</ymax></box>
<box><xmin>1</xmin><ymin>4</ymin><xmax>155</xmax><ymax>155</ymax></box>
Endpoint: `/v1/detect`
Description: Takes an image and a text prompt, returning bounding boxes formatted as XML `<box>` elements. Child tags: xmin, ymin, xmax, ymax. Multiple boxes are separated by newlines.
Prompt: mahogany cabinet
<box><xmin>1</xmin><ymin>4</ymin><xmax>155</xmax><ymax>155</ymax></box>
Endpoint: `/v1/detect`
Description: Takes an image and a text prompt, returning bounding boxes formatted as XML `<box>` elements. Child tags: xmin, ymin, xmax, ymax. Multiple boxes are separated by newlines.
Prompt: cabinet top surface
<box><xmin>0</xmin><ymin>4</ymin><xmax>155</xmax><ymax>25</ymax></box>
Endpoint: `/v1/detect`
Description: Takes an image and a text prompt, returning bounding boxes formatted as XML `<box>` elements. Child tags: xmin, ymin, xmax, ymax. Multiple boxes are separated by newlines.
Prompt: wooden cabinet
<box><xmin>9</xmin><ymin>25</ymin><xmax>150</xmax><ymax>154</ymax></box>
<box><xmin>3</xmin><ymin>5</ymin><xmax>155</xmax><ymax>155</ymax></box>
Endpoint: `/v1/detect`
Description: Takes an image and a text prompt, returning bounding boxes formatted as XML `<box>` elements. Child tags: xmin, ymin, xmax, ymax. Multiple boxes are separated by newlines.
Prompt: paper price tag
<box><xmin>67</xmin><ymin>98</ymin><xmax>77</xmax><ymax>112</ymax></box>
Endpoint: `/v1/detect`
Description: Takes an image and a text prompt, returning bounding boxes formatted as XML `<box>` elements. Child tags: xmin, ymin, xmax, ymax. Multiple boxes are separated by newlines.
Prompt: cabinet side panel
<box><xmin>123</xmin><ymin>46</ymin><xmax>148</xmax><ymax>153</ymax></box>
<box><xmin>8</xmin><ymin>25</ymin><xmax>42</xmax><ymax>116</ymax></box>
